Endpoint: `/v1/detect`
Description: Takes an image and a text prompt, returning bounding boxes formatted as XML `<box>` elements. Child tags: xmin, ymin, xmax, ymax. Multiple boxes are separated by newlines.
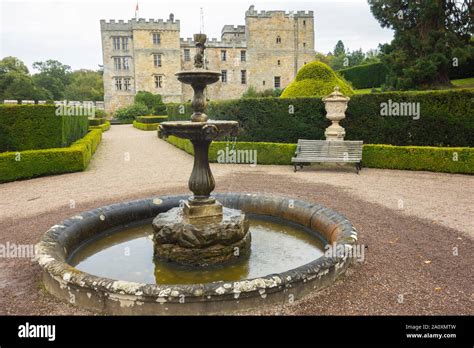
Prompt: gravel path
<box><xmin>0</xmin><ymin>125</ymin><xmax>472</xmax><ymax>237</ymax></box>
<box><xmin>0</xmin><ymin>125</ymin><xmax>472</xmax><ymax>315</ymax></box>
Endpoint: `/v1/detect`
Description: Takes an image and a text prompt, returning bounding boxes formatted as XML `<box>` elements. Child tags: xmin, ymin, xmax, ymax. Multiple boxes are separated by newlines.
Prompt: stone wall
<box><xmin>100</xmin><ymin>6</ymin><xmax>315</xmax><ymax>113</ymax></box>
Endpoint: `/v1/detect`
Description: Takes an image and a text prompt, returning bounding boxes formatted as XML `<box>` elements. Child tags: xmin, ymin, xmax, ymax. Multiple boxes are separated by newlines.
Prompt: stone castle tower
<box><xmin>100</xmin><ymin>5</ymin><xmax>315</xmax><ymax>113</ymax></box>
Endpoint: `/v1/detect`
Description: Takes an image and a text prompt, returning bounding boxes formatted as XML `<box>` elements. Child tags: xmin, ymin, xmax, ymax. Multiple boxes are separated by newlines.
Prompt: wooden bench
<box><xmin>292</xmin><ymin>139</ymin><xmax>363</xmax><ymax>173</ymax></box>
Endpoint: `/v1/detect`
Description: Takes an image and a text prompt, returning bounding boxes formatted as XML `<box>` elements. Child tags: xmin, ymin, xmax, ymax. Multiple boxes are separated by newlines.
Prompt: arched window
<box><xmin>276</xmin><ymin>36</ymin><xmax>281</xmax><ymax>44</ymax></box>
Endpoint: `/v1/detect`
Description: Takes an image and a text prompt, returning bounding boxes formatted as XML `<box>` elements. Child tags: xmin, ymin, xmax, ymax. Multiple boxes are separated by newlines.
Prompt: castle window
<box><xmin>112</xmin><ymin>37</ymin><xmax>120</xmax><ymax>50</ymax></box>
<box><xmin>121</xmin><ymin>37</ymin><xmax>129</xmax><ymax>51</ymax></box>
<box><xmin>153</xmin><ymin>33</ymin><xmax>161</xmax><ymax>45</ymax></box>
<box><xmin>123</xmin><ymin>57</ymin><xmax>130</xmax><ymax>70</ymax></box>
<box><xmin>274</xmin><ymin>76</ymin><xmax>281</xmax><ymax>88</ymax></box>
<box><xmin>241</xmin><ymin>70</ymin><xmax>247</xmax><ymax>84</ymax></box>
<box><xmin>154</xmin><ymin>75</ymin><xmax>163</xmax><ymax>88</ymax></box>
<box><xmin>241</xmin><ymin>50</ymin><xmax>246</xmax><ymax>62</ymax></box>
<box><xmin>221</xmin><ymin>70</ymin><xmax>227</xmax><ymax>83</ymax></box>
<box><xmin>114</xmin><ymin>57</ymin><xmax>122</xmax><ymax>70</ymax></box>
<box><xmin>276</xmin><ymin>36</ymin><xmax>281</xmax><ymax>44</ymax></box>
<box><xmin>303</xmin><ymin>42</ymin><xmax>306</xmax><ymax>47</ymax></box>
<box><xmin>114</xmin><ymin>77</ymin><xmax>122</xmax><ymax>91</ymax></box>
<box><xmin>303</xmin><ymin>20</ymin><xmax>306</xmax><ymax>26</ymax></box>
<box><xmin>184</xmin><ymin>49</ymin><xmax>191</xmax><ymax>62</ymax></box>
<box><xmin>153</xmin><ymin>54</ymin><xmax>162</xmax><ymax>67</ymax></box>
<box><xmin>221</xmin><ymin>50</ymin><xmax>227</xmax><ymax>61</ymax></box>
<box><xmin>124</xmin><ymin>78</ymin><xmax>131</xmax><ymax>91</ymax></box>
<box><xmin>263</xmin><ymin>80</ymin><xmax>266</xmax><ymax>86</ymax></box>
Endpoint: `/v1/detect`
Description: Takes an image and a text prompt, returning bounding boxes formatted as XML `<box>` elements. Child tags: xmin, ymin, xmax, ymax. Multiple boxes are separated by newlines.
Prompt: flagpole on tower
<box><xmin>135</xmin><ymin>1</ymin><xmax>139</xmax><ymax>20</ymax></box>
<box><xmin>200</xmin><ymin>7</ymin><xmax>204</xmax><ymax>33</ymax></box>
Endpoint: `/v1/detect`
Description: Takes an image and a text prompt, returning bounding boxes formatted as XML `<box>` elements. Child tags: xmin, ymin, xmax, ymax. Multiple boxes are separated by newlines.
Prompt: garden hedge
<box><xmin>164</xmin><ymin>136</ymin><xmax>473</xmax><ymax>174</ymax></box>
<box><xmin>164</xmin><ymin>136</ymin><xmax>296</xmax><ymax>165</ymax></box>
<box><xmin>338</xmin><ymin>63</ymin><xmax>389</xmax><ymax>89</ymax></box>
<box><xmin>338</xmin><ymin>57</ymin><xmax>474</xmax><ymax>90</ymax></box>
<box><xmin>89</xmin><ymin>121</ymin><xmax>111</xmax><ymax>132</ymax></box>
<box><xmin>0</xmin><ymin>105</ymin><xmax>89</xmax><ymax>152</ymax></box>
<box><xmin>167</xmin><ymin>89</ymin><xmax>474</xmax><ymax>147</ymax></box>
<box><xmin>88</xmin><ymin>118</ymin><xmax>106</xmax><ymax>126</ymax></box>
<box><xmin>0</xmin><ymin>129</ymin><xmax>103</xmax><ymax>183</ymax></box>
<box><xmin>136</xmin><ymin>116</ymin><xmax>168</xmax><ymax>124</ymax></box>
<box><xmin>133</xmin><ymin>121</ymin><xmax>159</xmax><ymax>131</ymax></box>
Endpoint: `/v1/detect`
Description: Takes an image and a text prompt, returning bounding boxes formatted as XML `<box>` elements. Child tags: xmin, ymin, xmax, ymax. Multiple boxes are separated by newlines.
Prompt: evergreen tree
<box><xmin>369</xmin><ymin>0</ymin><xmax>473</xmax><ymax>89</ymax></box>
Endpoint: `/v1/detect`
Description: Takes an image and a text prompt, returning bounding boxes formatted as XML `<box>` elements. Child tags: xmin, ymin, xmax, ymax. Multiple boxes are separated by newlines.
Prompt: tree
<box><xmin>347</xmin><ymin>49</ymin><xmax>366</xmax><ymax>67</ymax></box>
<box><xmin>64</xmin><ymin>69</ymin><xmax>103</xmax><ymax>101</ymax></box>
<box><xmin>369</xmin><ymin>0</ymin><xmax>473</xmax><ymax>89</ymax></box>
<box><xmin>333</xmin><ymin>40</ymin><xmax>346</xmax><ymax>57</ymax></box>
<box><xmin>32</xmin><ymin>60</ymin><xmax>72</xmax><ymax>99</ymax></box>
<box><xmin>2</xmin><ymin>73</ymin><xmax>51</xmax><ymax>101</ymax></box>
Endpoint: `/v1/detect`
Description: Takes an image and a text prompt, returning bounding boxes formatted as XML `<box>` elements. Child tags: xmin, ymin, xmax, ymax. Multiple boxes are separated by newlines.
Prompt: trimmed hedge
<box><xmin>281</xmin><ymin>61</ymin><xmax>354</xmax><ymax>98</ymax></box>
<box><xmin>89</xmin><ymin>121</ymin><xmax>110</xmax><ymax>132</ymax></box>
<box><xmin>136</xmin><ymin>115</ymin><xmax>168</xmax><ymax>124</ymax></box>
<box><xmin>338</xmin><ymin>63</ymin><xmax>389</xmax><ymax>89</ymax></box>
<box><xmin>191</xmin><ymin>89</ymin><xmax>474</xmax><ymax>147</ymax></box>
<box><xmin>362</xmin><ymin>145</ymin><xmax>474</xmax><ymax>174</ymax></box>
<box><xmin>164</xmin><ymin>136</ymin><xmax>296</xmax><ymax>165</ymax></box>
<box><xmin>0</xmin><ymin>105</ymin><xmax>89</xmax><ymax>152</ymax></box>
<box><xmin>0</xmin><ymin>129</ymin><xmax>103</xmax><ymax>183</ymax></box>
<box><xmin>88</xmin><ymin>118</ymin><xmax>106</xmax><ymax>126</ymax></box>
<box><xmin>338</xmin><ymin>57</ymin><xmax>474</xmax><ymax>90</ymax></box>
<box><xmin>164</xmin><ymin>136</ymin><xmax>473</xmax><ymax>174</ymax></box>
<box><xmin>133</xmin><ymin>121</ymin><xmax>159</xmax><ymax>131</ymax></box>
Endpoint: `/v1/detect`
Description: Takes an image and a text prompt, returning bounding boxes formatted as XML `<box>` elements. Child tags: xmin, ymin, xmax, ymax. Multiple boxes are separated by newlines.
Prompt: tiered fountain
<box><xmin>154</xmin><ymin>33</ymin><xmax>250</xmax><ymax>267</ymax></box>
<box><xmin>36</xmin><ymin>34</ymin><xmax>358</xmax><ymax>315</ymax></box>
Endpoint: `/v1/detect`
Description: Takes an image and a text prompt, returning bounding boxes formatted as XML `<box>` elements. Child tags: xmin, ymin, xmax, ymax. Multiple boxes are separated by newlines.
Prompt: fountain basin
<box><xmin>36</xmin><ymin>193</ymin><xmax>357</xmax><ymax>315</ymax></box>
<box><xmin>175</xmin><ymin>69</ymin><xmax>221</xmax><ymax>85</ymax></box>
<box><xmin>158</xmin><ymin>120</ymin><xmax>238</xmax><ymax>141</ymax></box>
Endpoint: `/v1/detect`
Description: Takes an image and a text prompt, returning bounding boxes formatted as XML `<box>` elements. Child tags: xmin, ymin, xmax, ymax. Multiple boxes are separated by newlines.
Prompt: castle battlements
<box><xmin>245</xmin><ymin>5</ymin><xmax>313</xmax><ymax>18</ymax></box>
<box><xmin>180</xmin><ymin>37</ymin><xmax>246</xmax><ymax>48</ymax></box>
<box><xmin>100</xmin><ymin>16</ymin><xmax>180</xmax><ymax>31</ymax></box>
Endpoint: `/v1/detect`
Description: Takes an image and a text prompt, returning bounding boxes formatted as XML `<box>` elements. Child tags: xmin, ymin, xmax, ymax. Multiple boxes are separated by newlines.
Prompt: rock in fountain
<box><xmin>153</xmin><ymin>33</ymin><xmax>251</xmax><ymax>266</ymax></box>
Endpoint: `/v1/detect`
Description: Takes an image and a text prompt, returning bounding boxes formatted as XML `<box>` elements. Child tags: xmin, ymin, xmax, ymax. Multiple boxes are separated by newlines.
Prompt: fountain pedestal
<box><xmin>152</xmin><ymin>33</ymin><xmax>250</xmax><ymax>267</ymax></box>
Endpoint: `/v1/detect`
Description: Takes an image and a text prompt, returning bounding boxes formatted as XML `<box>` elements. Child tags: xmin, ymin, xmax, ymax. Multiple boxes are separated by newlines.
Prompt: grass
<box><xmin>354</xmin><ymin>78</ymin><xmax>474</xmax><ymax>94</ymax></box>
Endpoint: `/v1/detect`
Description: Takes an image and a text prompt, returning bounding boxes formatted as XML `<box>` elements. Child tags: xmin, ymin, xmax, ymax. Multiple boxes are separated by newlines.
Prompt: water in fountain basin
<box><xmin>69</xmin><ymin>215</ymin><xmax>325</xmax><ymax>284</ymax></box>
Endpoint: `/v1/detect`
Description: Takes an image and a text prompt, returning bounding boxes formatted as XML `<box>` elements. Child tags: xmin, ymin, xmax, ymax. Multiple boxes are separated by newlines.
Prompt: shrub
<box><xmin>164</xmin><ymin>136</ymin><xmax>474</xmax><ymax>174</ymax></box>
<box><xmin>165</xmin><ymin>103</ymin><xmax>193</xmax><ymax>121</ymax></box>
<box><xmin>242</xmin><ymin>87</ymin><xmax>282</xmax><ymax>98</ymax></box>
<box><xmin>0</xmin><ymin>129</ymin><xmax>103</xmax><ymax>183</ymax></box>
<box><xmin>89</xmin><ymin>121</ymin><xmax>110</xmax><ymax>132</ymax></box>
<box><xmin>281</xmin><ymin>61</ymin><xmax>354</xmax><ymax>98</ymax></box>
<box><xmin>114</xmin><ymin>103</ymin><xmax>148</xmax><ymax>121</ymax></box>
<box><xmin>202</xmin><ymin>89</ymin><xmax>474</xmax><ymax>147</ymax></box>
<box><xmin>363</xmin><ymin>145</ymin><xmax>474</xmax><ymax>174</ymax></box>
<box><xmin>94</xmin><ymin>109</ymin><xmax>107</xmax><ymax>118</ymax></box>
<box><xmin>164</xmin><ymin>136</ymin><xmax>297</xmax><ymax>165</ymax></box>
<box><xmin>133</xmin><ymin>121</ymin><xmax>159</xmax><ymax>131</ymax></box>
<box><xmin>338</xmin><ymin>62</ymin><xmax>389</xmax><ymax>89</ymax></box>
<box><xmin>0</xmin><ymin>105</ymin><xmax>88</xmax><ymax>152</ymax></box>
<box><xmin>88</xmin><ymin>117</ymin><xmax>105</xmax><ymax>126</ymax></box>
<box><xmin>136</xmin><ymin>115</ymin><xmax>168</xmax><ymax>124</ymax></box>
<box><xmin>134</xmin><ymin>91</ymin><xmax>167</xmax><ymax>115</ymax></box>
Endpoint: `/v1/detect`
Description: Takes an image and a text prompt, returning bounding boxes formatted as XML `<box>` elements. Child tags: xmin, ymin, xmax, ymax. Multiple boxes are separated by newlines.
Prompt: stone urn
<box><xmin>323</xmin><ymin>86</ymin><xmax>350</xmax><ymax>141</ymax></box>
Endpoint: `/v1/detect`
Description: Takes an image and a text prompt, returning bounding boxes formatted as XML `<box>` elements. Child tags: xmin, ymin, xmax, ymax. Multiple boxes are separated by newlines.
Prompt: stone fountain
<box><xmin>35</xmin><ymin>34</ymin><xmax>358</xmax><ymax>315</ymax></box>
<box><xmin>155</xmin><ymin>33</ymin><xmax>250</xmax><ymax>266</ymax></box>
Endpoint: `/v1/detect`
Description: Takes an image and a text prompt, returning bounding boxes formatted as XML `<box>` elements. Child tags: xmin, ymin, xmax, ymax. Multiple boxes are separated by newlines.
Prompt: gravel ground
<box><xmin>0</xmin><ymin>125</ymin><xmax>472</xmax><ymax>315</ymax></box>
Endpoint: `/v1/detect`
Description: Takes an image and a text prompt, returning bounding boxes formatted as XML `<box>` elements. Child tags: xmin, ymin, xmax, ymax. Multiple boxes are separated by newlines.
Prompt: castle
<box><xmin>100</xmin><ymin>5</ymin><xmax>315</xmax><ymax>113</ymax></box>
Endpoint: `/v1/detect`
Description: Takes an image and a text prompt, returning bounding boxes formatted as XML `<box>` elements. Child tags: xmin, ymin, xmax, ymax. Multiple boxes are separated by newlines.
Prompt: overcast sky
<box><xmin>0</xmin><ymin>0</ymin><xmax>393</xmax><ymax>72</ymax></box>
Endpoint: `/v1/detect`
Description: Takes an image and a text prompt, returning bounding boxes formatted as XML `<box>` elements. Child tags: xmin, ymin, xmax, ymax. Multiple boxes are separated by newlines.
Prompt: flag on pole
<box><xmin>135</xmin><ymin>1</ymin><xmax>139</xmax><ymax>20</ymax></box>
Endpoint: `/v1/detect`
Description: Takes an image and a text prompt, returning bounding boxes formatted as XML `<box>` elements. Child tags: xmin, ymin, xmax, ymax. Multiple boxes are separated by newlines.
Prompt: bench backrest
<box><xmin>296</xmin><ymin>139</ymin><xmax>363</xmax><ymax>161</ymax></box>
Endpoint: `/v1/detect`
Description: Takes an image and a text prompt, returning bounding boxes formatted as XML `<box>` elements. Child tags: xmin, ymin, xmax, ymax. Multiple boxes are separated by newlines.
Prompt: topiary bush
<box><xmin>0</xmin><ymin>105</ymin><xmax>89</xmax><ymax>152</ymax></box>
<box><xmin>133</xmin><ymin>121</ymin><xmax>159</xmax><ymax>131</ymax></box>
<box><xmin>281</xmin><ymin>61</ymin><xmax>354</xmax><ymax>98</ymax></box>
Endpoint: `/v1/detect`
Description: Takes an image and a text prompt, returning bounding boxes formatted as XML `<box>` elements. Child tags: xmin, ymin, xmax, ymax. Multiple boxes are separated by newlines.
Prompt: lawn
<box><xmin>354</xmin><ymin>78</ymin><xmax>474</xmax><ymax>94</ymax></box>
